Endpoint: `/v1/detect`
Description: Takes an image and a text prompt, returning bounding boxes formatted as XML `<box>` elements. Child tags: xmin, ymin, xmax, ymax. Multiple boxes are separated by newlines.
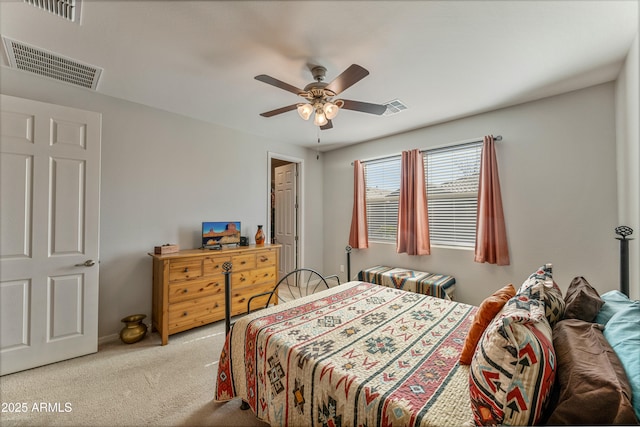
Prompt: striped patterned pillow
<box><xmin>469</xmin><ymin>298</ymin><xmax>556</xmax><ymax>425</ymax></box>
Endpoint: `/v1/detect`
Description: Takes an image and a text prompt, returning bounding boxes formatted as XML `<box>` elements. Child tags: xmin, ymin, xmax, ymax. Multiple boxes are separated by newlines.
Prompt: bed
<box><xmin>215</xmin><ymin>266</ymin><xmax>640</xmax><ymax>426</ymax></box>
<box><xmin>215</xmin><ymin>280</ymin><xmax>477</xmax><ymax>426</ymax></box>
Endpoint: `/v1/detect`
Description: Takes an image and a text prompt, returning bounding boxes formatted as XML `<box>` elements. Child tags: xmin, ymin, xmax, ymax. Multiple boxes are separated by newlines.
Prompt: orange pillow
<box><xmin>459</xmin><ymin>283</ymin><xmax>516</xmax><ymax>365</ymax></box>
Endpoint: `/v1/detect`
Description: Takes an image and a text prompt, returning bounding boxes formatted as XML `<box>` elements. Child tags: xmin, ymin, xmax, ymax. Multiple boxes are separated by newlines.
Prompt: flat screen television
<box><xmin>202</xmin><ymin>221</ymin><xmax>241</xmax><ymax>248</ymax></box>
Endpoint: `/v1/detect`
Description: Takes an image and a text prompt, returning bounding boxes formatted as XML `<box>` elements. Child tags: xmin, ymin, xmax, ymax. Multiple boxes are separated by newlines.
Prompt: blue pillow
<box><xmin>595</xmin><ymin>290</ymin><xmax>634</xmax><ymax>325</ymax></box>
<box><xmin>603</xmin><ymin>301</ymin><xmax>640</xmax><ymax>421</ymax></box>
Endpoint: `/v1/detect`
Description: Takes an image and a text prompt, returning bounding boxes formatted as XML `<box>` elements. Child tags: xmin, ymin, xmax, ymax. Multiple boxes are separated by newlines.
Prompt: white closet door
<box><xmin>275</xmin><ymin>163</ymin><xmax>297</xmax><ymax>278</ymax></box>
<box><xmin>1</xmin><ymin>95</ymin><xmax>101</xmax><ymax>375</ymax></box>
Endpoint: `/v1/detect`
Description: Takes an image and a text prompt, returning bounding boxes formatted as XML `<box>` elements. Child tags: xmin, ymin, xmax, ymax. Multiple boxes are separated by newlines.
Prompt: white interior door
<box><xmin>0</xmin><ymin>95</ymin><xmax>101</xmax><ymax>375</ymax></box>
<box><xmin>275</xmin><ymin>163</ymin><xmax>297</xmax><ymax>278</ymax></box>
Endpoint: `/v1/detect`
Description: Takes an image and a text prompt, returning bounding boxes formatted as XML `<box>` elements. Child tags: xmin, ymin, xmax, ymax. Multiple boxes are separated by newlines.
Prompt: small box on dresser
<box><xmin>149</xmin><ymin>244</ymin><xmax>280</xmax><ymax>345</ymax></box>
<box><xmin>154</xmin><ymin>244</ymin><xmax>179</xmax><ymax>255</ymax></box>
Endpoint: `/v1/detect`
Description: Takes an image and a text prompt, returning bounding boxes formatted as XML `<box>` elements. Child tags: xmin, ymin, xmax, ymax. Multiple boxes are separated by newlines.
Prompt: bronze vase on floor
<box><xmin>120</xmin><ymin>314</ymin><xmax>147</xmax><ymax>344</ymax></box>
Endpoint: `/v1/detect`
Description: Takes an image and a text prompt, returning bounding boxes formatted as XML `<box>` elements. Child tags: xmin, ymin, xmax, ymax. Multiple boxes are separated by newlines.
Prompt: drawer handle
<box><xmin>182</xmin><ymin>289</ymin><xmax>188</xmax><ymax>294</ymax></box>
<box><xmin>214</xmin><ymin>264</ymin><xmax>219</xmax><ymax>269</ymax></box>
<box><xmin>214</xmin><ymin>303</ymin><xmax>219</xmax><ymax>308</ymax></box>
<box><xmin>184</xmin><ymin>267</ymin><xmax>189</xmax><ymax>273</ymax></box>
<box><xmin>183</xmin><ymin>311</ymin><xmax>188</xmax><ymax>317</ymax></box>
<box><xmin>240</xmin><ymin>277</ymin><xmax>246</xmax><ymax>282</ymax></box>
<box><xmin>240</xmin><ymin>260</ymin><xmax>246</xmax><ymax>265</ymax></box>
<box><xmin>263</xmin><ymin>273</ymin><xmax>269</xmax><ymax>277</ymax></box>
<box><xmin>239</xmin><ymin>298</ymin><xmax>245</xmax><ymax>303</ymax></box>
<box><xmin>260</xmin><ymin>256</ymin><xmax>268</xmax><ymax>262</ymax></box>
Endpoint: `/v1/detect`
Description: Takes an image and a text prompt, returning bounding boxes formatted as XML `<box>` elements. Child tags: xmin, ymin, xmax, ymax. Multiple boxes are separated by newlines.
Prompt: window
<box><xmin>363</xmin><ymin>142</ymin><xmax>482</xmax><ymax>247</ymax></box>
<box><xmin>425</xmin><ymin>142</ymin><xmax>482</xmax><ymax>247</ymax></box>
<box><xmin>364</xmin><ymin>156</ymin><xmax>401</xmax><ymax>242</ymax></box>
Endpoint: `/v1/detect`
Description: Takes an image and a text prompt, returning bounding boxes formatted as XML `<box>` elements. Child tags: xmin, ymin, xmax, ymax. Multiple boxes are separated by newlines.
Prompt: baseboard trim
<box><xmin>98</xmin><ymin>333</ymin><xmax>120</xmax><ymax>345</ymax></box>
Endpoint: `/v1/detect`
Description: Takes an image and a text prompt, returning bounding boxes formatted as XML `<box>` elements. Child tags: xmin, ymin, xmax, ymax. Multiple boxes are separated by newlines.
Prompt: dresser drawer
<box><xmin>232</xmin><ymin>253</ymin><xmax>256</xmax><ymax>271</ymax></box>
<box><xmin>203</xmin><ymin>255</ymin><xmax>231</xmax><ymax>276</ymax></box>
<box><xmin>230</xmin><ymin>281</ymin><xmax>275</xmax><ymax>316</ymax></box>
<box><xmin>169</xmin><ymin>259</ymin><xmax>202</xmax><ymax>282</ymax></box>
<box><xmin>168</xmin><ymin>276</ymin><xmax>224</xmax><ymax>304</ymax></box>
<box><xmin>255</xmin><ymin>250</ymin><xmax>276</xmax><ymax>267</ymax></box>
<box><xmin>168</xmin><ymin>295</ymin><xmax>225</xmax><ymax>333</ymax></box>
<box><xmin>232</xmin><ymin>266</ymin><xmax>276</xmax><ymax>288</ymax></box>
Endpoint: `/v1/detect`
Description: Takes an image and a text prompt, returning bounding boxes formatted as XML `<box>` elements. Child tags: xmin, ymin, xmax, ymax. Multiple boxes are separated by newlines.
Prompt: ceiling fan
<box><xmin>255</xmin><ymin>64</ymin><xmax>387</xmax><ymax>130</ymax></box>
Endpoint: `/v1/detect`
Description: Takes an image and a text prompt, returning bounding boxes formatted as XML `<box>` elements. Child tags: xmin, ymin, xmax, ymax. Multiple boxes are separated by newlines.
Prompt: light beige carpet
<box><xmin>0</xmin><ymin>319</ymin><xmax>269</xmax><ymax>427</ymax></box>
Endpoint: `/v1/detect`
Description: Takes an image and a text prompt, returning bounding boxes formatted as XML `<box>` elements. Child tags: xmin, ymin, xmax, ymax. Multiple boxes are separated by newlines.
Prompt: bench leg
<box><xmin>240</xmin><ymin>400</ymin><xmax>250</xmax><ymax>410</ymax></box>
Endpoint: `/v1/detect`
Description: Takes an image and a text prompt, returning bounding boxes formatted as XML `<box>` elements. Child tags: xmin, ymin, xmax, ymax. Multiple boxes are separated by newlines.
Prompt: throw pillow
<box><xmin>469</xmin><ymin>299</ymin><xmax>556</xmax><ymax>426</ymax></box>
<box><xmin>595</xmin><ymin>290</ymin><xmax>634</xmax><ymax>325</ymax></box>
<box><xmin>517</xmin><ymin>265</ymin><xmax>565</xmax><ymax>327</ymax></box>
<box><xmin>459</xmin><ymin>283</ymin><xmax>516</xmax><ymax>365</ymax></box>
<box><xmin>603</xmin><ymin>301</ymin><xmax>640</xmax><ymax>421</ymax></box>
<box><xmin>544</xmin><ymin>319</ymin><xmax>638</xmax><ymax>425</ymax></box>
<box><xmin>563</xmin><ymin>276</ymin><xmax>604</xmax><ymax>321</ymax></box>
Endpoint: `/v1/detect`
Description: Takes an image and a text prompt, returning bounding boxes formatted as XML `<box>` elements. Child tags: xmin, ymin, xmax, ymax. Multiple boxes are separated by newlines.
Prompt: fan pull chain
<box><xmin>316</xmin><ymin>131</ymin><xmax>321</xmax><ymax>160</ymax></box>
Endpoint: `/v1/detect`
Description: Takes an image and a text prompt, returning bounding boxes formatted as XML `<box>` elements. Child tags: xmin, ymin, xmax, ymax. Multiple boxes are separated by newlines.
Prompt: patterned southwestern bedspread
<box><xmin>215</xmin><ymin>281</ymin><xmax>477</xmax><ymax>427</ymax></box>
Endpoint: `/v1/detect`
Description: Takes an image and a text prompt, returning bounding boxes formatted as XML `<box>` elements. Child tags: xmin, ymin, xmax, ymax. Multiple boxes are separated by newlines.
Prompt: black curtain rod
<box><xmin>352</xmin><ymin>135</ymin><xmax>503</xmax><ymax>166</ymax></box>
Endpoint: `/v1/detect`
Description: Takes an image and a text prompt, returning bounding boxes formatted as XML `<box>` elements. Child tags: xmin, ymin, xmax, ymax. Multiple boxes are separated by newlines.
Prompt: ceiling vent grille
<box><xmin>2</xmin><ymin>37</ymin><xmax>102</xmax><ymax>90</ymax></box>
<box><xmin>23</xmin><ymin>0</ymin><xmax>82</xmax><ymax>23</ymax></box>
<box><xmin>383</xmin><ymin>99</ymin><xmax>408</xmax><ymax>116</ymax></box>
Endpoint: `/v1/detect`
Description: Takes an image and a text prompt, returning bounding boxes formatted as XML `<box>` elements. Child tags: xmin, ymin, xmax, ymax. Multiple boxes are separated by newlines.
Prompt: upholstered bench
<box><xmin>358</xmin><ymin>265</ymin><xmax>456</xmax><ymax>300</ymax></box>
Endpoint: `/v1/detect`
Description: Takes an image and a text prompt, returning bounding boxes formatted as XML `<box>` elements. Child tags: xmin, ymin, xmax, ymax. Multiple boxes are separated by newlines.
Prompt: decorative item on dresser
<box><xmin>149</xmin><ymin>244</ymin><xmax>280</xmax><ymax>345</ymax></box>
<box><xmin>255</xmin><ymin>225</ymin><xmax>265</xmax><ymax>246</ymax></box>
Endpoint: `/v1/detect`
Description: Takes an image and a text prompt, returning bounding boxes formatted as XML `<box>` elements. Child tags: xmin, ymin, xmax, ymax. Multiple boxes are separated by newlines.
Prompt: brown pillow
<box><xmin>563</xmin><ymin>276</ymin><xmax>604</xmax><ymax>322</ymax></box>
<box><xmin>543</xmin><ymin>319</ymin><xmax>638</xmax><ymax>425</ymax></box>
<box><xmin>459</xmin><ymin>283</ymin><xmax>515</xmax><ymax>365</ymax></box>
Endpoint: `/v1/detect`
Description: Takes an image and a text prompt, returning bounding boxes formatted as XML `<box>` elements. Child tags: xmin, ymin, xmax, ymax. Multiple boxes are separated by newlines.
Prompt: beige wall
<box><xmin>615</xmin><ymin>32</ymin><xmax>639</xmax><ymax>300</ymax></box>
<box><xmin>323</xmin><ymin>83</ymin><xmax>621</xmax><ymax>306</ymax></box>
<box><xmin>1</xmin><ymin>67</ymin><xmax>325</xmax><ymax>339</ymax></box>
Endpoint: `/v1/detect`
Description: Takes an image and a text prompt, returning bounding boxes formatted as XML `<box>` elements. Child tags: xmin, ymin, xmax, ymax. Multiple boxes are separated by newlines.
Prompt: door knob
<box><xmin>75</xmin><ymin>260</ymin><xmax>96</xmax><ymax>267</ymax></box>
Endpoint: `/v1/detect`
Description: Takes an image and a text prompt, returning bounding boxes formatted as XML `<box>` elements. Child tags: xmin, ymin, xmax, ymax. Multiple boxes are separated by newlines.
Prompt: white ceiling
<box><xmin>1</xmin><ymin>1</ymin><xmax>637</xmax><ymax>151</ymax></box>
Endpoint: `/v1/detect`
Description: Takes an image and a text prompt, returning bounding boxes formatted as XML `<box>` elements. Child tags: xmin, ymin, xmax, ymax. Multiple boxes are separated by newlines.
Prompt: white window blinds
<box><xmin>363</xmin><ymin>141</ymin><xmax>482</xmax><ymax>247</ymax></box>
<box><xmin>425</xmin><ymin>142</ymin><xmax>482</xmax><ymax>247</ymax></box>
<box><xmin>364</xmin><ymin>156</ymin><xmax>401</xmax><ymax>242</ymax></box>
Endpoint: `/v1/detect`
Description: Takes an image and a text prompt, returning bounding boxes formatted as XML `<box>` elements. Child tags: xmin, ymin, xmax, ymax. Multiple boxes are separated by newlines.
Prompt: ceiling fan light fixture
<box><xmin>314</xmin><ymin>109</ymin><xmax>328</xmax><ymax>126</ymax></box>
<box><xmin>297</xmin><ymin>103</ymin><xmax>313</xmax><ymax>120</ymax></box>
<box><xmin>323</xmin><ymin>101</ymin><xmax>339</xmax><ymax>120</ymax></box>
<box><xmin>256</xmin><ymin>64</ymin><xmax>386</xmax><ymax>131</ymax></box>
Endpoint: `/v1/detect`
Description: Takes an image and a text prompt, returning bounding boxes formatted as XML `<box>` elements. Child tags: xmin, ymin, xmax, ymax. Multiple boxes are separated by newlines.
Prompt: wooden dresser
<box><xmin>149</xmin><ymin>244</ymin><xmax>280</xmax><ymax>345</ymax></box>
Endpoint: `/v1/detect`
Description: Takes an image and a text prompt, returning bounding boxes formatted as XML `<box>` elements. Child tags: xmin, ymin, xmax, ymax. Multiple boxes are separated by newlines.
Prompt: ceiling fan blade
<box><xmin>325</xmin><ymin>64</ymin><xmax>369</xmax><ymax>95</ymax></box>
<box><xmin>255</xmin><ymin>74</ymin><xmax>304</xmax><ymax>96</ymax></box>
<box><xmin>259</xmin><ymin>104</ymin><xmax>298</xmax><ymax>117</ymax></box>
<box><xmin>320</xmin><ymin>120</ymin><xmax>333</xmax><ymax>130</ymax></box>
<box><xmin>340</xmin><ymin>99</ymin><xmax>387</xmax><ymax>115</ymax></box>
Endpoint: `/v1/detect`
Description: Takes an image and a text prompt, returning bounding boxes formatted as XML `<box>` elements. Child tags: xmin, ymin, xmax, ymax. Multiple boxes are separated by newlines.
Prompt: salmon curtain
<box><xmin>396</xmin><ymin>149</ymin><xmax>430</xmax><ymax>255</ymax></box>
<box><xmin>475</xmin><ymin>135</ymin><xmax>510</xmax><ymax>265</ymax></box>
<box><xmin>348</xmin><ymin>160</ymin><xmax>369</xmax><ymax>249</ymax></box>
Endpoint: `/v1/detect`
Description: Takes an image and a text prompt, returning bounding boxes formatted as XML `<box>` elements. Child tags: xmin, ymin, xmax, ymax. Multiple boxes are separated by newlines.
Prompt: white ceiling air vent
<box><xmin>2</xmin><ymin>36</ymin><xmax>102</xmax><ymax>90</ymax></box>
<box><xmin>23</xmin><ymin>0</ymin><xmax>82</xmax><ymax>23</ymax></box>
<box><xmin>383</xmin><ymin>99</ymin><xmax>408</xmax><ymax>116</ymax></box>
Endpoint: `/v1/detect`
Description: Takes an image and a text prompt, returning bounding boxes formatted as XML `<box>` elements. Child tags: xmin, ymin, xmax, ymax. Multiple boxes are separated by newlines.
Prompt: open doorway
<box><xmin>268</xmin><ymin>153</ymin><xmax>303</xmax><ymax>278</ymax></box>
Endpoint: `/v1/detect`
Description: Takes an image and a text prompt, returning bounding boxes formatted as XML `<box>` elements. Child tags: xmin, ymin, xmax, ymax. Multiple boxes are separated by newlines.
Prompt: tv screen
<box><xmin>202</xmin><ymin>221</ymin><xmax>241</xmax><ymax>247</ymax></box>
